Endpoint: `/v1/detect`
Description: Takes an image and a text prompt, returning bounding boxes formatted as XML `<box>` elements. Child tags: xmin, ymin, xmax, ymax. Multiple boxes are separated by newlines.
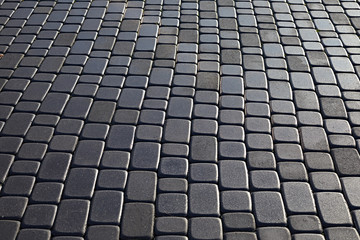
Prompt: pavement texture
<box><xmin>1</xmin><ymin>0</ymin><xmax>360</xmax><ymax>239</ymax></box>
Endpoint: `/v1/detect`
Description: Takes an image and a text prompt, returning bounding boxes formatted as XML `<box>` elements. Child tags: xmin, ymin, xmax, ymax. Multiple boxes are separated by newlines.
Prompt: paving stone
<box><xmin>30</xmin><ymin>182</ymin><xmax>63</xmax><ymax>204</ymax></box>
<box><xmin>0</xmin><ymin>155</ymin><xmax>14</xmax><ymax>184</ymax></box>
<box><xmin>192</xmin><ymin>119</ymin><xmax>218</xmax><ymax>136</ymax></box>
<box><xmin>10</xmin><ymin>160</ymin><xmax>39</xmax><ymax>175</ymax></box>
<box><xmin>331</xmin><ymin>148</ymin><xmax>360</xmax><ymax>176</ymax></box>
<box><xmin>113</xmin><ymin>109</ymin><xmax>140</xmax><ymax>125</ymax></box>
<box><xmin>189</xmin><ymin>184</ymin><xmax>219</xmax><ymax>217</ymax></box>
<box><xmin>245</xmin><ymin>117</ymin><xmax>271</xmax><ymax>133</ymax></box>
<box><xmin>246</xmin><ymin>134</ymin><xmax>273</xmax><ymax>151</ymax></box>
<box><xmin>222</xmin><ymin>213</ymin><xmax>255</xmax><ymax>231</ymax></box>
<box><xmin>156</xmin><ymin>193</ymin><xmax>187</xmax><ymax>216</ymax></box>
<box><xmin>219</xmin><ymin>161</ymin><xmax>248</xmax><ymax>190</ymax></box>
<box><xmin>310</xmin><ymin>171</ymin><xmax>342</xmax><ymax>192</ymax></box>
<box><xmin>189</xmin><ymin>163</ymin><xmax>217</xmax><ymax>183</ymax></box>
<box><xmin>300</xmin><ymin>127</ymin><xmax>330</xmax><ymax>152</ymax></box>
<box><xmin>63</xmin><ymin>168</ymin><xmax>97</xmax><ymax>199</ymax></box>
<box><xmin>219</xmin><ymin>142</ymin><xmax>246</xmax><ymax>159</ymax></box>
<box><xmin>294</xmin><ymin>91</ymin><xmax>319</xmax><ymax>111</ymax></box>
<box><xmin>53</xmin><ymin>199</ymin><xmax>90</xmax><ymax>236</ymax></box>
<box><xmin>100</xmin><ymin>151</ymin><xmax>130</xmax><ymax>170</ymax></box>
<box><xmin>253</xmin><ymin>192</ymin><xmax>287</xmax><ymax>226</ymax></box>
<box><xmin>341</xmin><ymin>177</ymin><xmax>360</xmax><ymax>209</ymax></box>
<box><xmin>106</xmin><ymin>125</ymin><xmax>135</xmax><ymax>151</ymax></box>
<box><xmin>0</xmin><ymin>220</ymin><xmax>20</xmax><ymax>240</ymax></box>
<box><xmin>315</xmin><ymin>192</ymin><xmax>353</xmax><ymax>227</ymax></box>
<box><xmin>0</xmin><ymin>196</ymin><xmax>28</xmax><ymax>220</ymax></box>
<box><xmin>16</xmin><ymin>229</ymin><xmax>51</xmax><ymax>240</ymax></box>
<box><xmin>282</xmin><ymin>182</ymin><xmax>316</xmax><ymax>214</ymax></box>
<box><xmin>2</xmin><ymin>113</ymin><xmax>34</xmax><ymax>137</ymax></box>
<box><xmin>288</xmin><ymin>215</ymin><xmax>322</xmax><ymax>233</ymax></box>
<box><xmin>275</xmin><ymin>144</ymin><xmax>303</xmax><ymax>161</ymax></box>
<box><xmin>189</xmin><ymin>217</ymin><xmax>222</xmax><ymax>240</ymax></box>
<box><xmin>320</xmin><ymin>97</ymin><xmax>347</xmax><ymax>119</ymax></box>
<box><xmin>220</xmin><ymin>190</ymin><xmax>251</xmax><ymax>213</ymax></box>
<box><xmin>190</xmin><ymin>136</ymin><xmax>217</xmax><ymax>162</ymax></box>
<box><xmin>278</xmin><ymin>162</ymin><xmax>308</xmax><ymax>181</ymax></box>
<box><xmin>325</xmin><ymin>227</ymin><xmax>360</xmax><ymax>240</ymax></box>
<box><xmin>257</xmin><ymin>227</ymin><xmax>291</xmax><ymax>240</ymax></box>
<box><xmin>158</xmin><ymin>178</ymin><xmax>188</xmax><ymax>194</ymax></box>
<box><xmin>126</xmin><ymin>171</ymin><xmax>156</xmax><ymax>202</ymax></box>
<box><xmin>39</xmin><ymin>93</ymin><xmax>69</xmax><ymax>115</ymax></box>
<box><xmin>121</xmin><ymin>203</ymin><xmax>154</xmax><ymax>239</ymax></box>
<box><xmin>130</xmin><ymin>142</ymin><xmax>161</xmax><ymax>170</ymax></box>
<box><xmin>72</xmin><ymin>140</ymin><xmax>104</xmax><ymax>167</ymax></box>
<box><xmin>159</xmin><ymin>157</ymin><xmax>188</xmax><ymax>178</ymax></box>
<box><xmin>89</xmin><ymin>191</ymin><xmax>123</xmax><ymax>224</ymax></box>
<box><xmin>49</xmin><ymin>135</ymin><xmax>78</xmax><ymax>152</ymax></box>
<box><xmin>247</xmin><ymin>151</ymin><xmax>276</xmax><ymax>170</ymax></box>
<box><xmin>22</xmin><ymin>204</ymin><xmax>57</xmax><ymax>228</ymax></box>
<box><xmin>225</xmin><ymin>232</ymin><xmax>257</xmax><ymax>240</ymax></box>
<box><xmin>163</xmin><ymin>119</ymin><xmax>190</xmax><ymax>143</ymax></box>
<box><xmin>86</xmin><ymin>226</ymin><xmax>119</xmax><ymax>240</ymax></box>
<box><xmin>250</xmin><ymin>170</ymin><xmax>280</xmax><ymax>191</ymax></box>
<box><xmin>155</xmin><ymin>217</ymin><xmax>187</xmax><ymax>235</ymax></box>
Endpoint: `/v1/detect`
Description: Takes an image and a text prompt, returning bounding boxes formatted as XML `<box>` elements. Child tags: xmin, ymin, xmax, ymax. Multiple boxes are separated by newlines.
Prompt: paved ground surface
<box><xmin>1</xmin><ymin>0</ymin><xmax>360</xmax><ymax>239</ymax></box>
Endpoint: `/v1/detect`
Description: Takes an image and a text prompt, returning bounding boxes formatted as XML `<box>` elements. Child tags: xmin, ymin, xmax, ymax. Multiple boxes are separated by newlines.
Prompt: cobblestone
<box><xmin>1</xmin><ymin>0</ymin><xmax>360</xmax><ymax>238</ymax></box>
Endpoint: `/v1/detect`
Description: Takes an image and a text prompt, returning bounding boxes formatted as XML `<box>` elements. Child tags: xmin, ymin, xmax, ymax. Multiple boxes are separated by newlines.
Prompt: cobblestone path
<box><xmin>1</xmin><ymin>0</ymin><xmax>360</xmax><ymax>239</ymax></box>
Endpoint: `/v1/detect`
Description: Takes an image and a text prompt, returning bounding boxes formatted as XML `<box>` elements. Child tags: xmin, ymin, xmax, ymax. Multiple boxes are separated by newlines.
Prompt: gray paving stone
<box><xmin>253</xmin><ymin>191</ymin><xmax>287</xmax><ymax>226</ymax></box>
<box><xmin>156</xmin><ymin>193</ymin><xmax>187</xmax><ymax>216</ymax></box>
<box><xmin>278</xmin><ymin>162</ymin><xmax>308</xmax><ymax>181</ymax></box>
<box><xmin>158</xmin><ymin>178</ymin><xmax>188</xmax><ymax>194</ymax></box>
<box><xmin>190</xmin><ymin>136</ymin><xmax>217</xmax><ymax>162</ymax></box>
<box><xmin>288</xmin><ymin>215</ymin><xmax>322</xmax><ymax>233</ymax></box>
<box><xmin>2</xmin><ymin>113</ymin><xmax>34</xmax><ymax>137</ymax></box>
<box><xmin>275</xmin><ymin>144</ymin><xmax>303</xmax><ymax>162</ymax></box>
<box><xmin>0</xmin><ymin>220</ymin><xmax>20</xmax><ymax>240</ymax></box>
<box><xmin>86</xmin><ymin>226</ymin><xmax>119</xmax><ymax>240</ymax></box>
<box><xmin>100</xmin><ymin>151</ymin><xmax>129</xmax><ymax>170</ymax></box>
<box><xmin>282</xmin><ymin>182</ymin><xmax>316</xmax><ymax>214</ymax></box>
<box><xmin>163</xmin><ymin>119</ymin><xmax>190</xmax><ymax>143</ymax></box>
<box><xmin>159</xmin><ymin>157</ymin><xmax>188</xmax><ymax>178</ymax></box>
<box><xmin>315</xmin><ymin>192</ymin><xmax>353</xmax><ymax>227</ymax></box>
<box><xmin>106</xmin><ymin>125</ymin><xmax>135</xmax><ymax>151</ymax></box>
<box><xmin>189</xmin><ymin>163</ymin><xmax>218</xmax><ymax>183</ymax></box>
<box><xmin>219</xmin><ymin>160</ymin><xmax>248</xmax><ymax>190</ymax></box>
<box><xmin>89</xmin><ymin>191</ymin><xmax>123</xmax><ymax>224</ymax></box>
<box><xmin>341</xmin><ymin>177</ymin><xmax>360</xmax><ymax>209</ymax></box>
<box><xmin>126</xmin><ymin>171</ymin><xmax>156</xmax><ymax>202</ymax></box>
<box><xmin>219</xmin><ymin>141</ymin><xmax>246</xmax><ymax>160</ymax></box>
<box><xmin>189</xmin><ymin>183</ymin><xmax>219</xmax><ymax>217</ymax></box>
<box><xmin>22</xmin><ymin>204</ymin><xmax>57</xmax><ymax>228</ymax></box>
<box><xmin>53</xmin><ymin>199</ymin><xmax>90</xmax><ymax>236</ymax></box>
<box><xmin>130</xmin><ymin>142</ymin><xmax>161</xmax><ymax>170</ymax></box>
<box><xmin>222</xmin><ymin>213</ymin><xmax>255</xmax><ymax>231</ymax></box>
<box><xmin>325</xmin><ymin>227</ymin><xmax>360</xmax><ymax>240</ymax></box>
<box><xmin>250</xmin><ymin>170</ymin><xmax>280</xmax><ymax>191</ymax></box>
<box><xmin>121</xmin><ymin>203</ymin><xmax>154</xmax><ymax>239</ymax></box>
<box><xmin>257</xmin><ymin>227</ymin><xmax>291</xmax><ymax>240</ymax></box>
<box><xmin>55</xmin><ymin>119</ymin><xmax>83</xmax><ymax>135</ymax></box>
<box><xmin>0</xmin><ymin>196</ymin><xmax>28</xmax><ymax>220</ymax></box>
<box><xmin>300</xmin><ymin>127</ymin><xmax>330</xmax><ymax>152</ymax></box>
<box><xmin>155</xmin><ymin>217</ymin><xmax>187</xmax><ymax>235</ymax></box>
<box><xmin>320</xmin><ymin>97</ymin><xmax>347</xmax><ymax>119</ymax></box>
<box><xmin>310</xmin><ymin>171</ymin><xmax>341</xmax><ymax>192</ymax></box>
<box><xmin>246</xmin><ymin>134</ymin><xmax>273</xmax><ymax>151</ymax></box>
<box><xmin>16</xmin><ymin>229</ymin><xmax>51</xmax><ymax>240</ymax></box>
<box><xmin>189</xmin><ymin>217</ymin><xmax>222</xmax><ymax>240</ymax></box>
<box><xmin>331</xmin><ymin>148</ymin><xmax>360</xmax><ymax>176</ymax></box>
<box><xmin>30</xmin><ymin>182</ymin><xmax>63</xmax><ymax>204</ymax></box>
<box><xmin>0</xmin><ymin>154</ymin><xmax>15</xmax><ymax>183</ymax></box>
<box><xmin>63</xmin><ymin>168</ymin><xmax>97</xmax><ymax>199</ymax></box>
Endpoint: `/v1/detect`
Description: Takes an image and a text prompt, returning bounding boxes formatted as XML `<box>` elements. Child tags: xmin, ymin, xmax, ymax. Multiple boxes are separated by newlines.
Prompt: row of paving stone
<box><xmin>1</xmin><ymin>0</ymin><xmax>360</xmax><ymax>239</ymax></box>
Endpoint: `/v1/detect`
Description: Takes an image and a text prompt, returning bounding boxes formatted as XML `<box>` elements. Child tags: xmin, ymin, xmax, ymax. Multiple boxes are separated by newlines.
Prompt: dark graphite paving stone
<box><xmin>2</xmin><ymin>0</ymin><xmax>360</xmax><ymax>239</ymax></box>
